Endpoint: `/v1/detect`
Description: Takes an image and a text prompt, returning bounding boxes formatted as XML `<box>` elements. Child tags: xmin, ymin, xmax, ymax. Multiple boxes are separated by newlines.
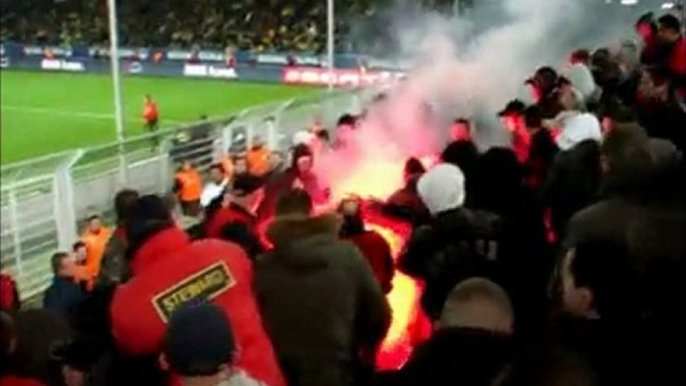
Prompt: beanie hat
<box><xmin>417</xmin><ymin>164</ymin><xmax>466</xmax><ymax>215</ymax></box>
<box><xmin>164</xmin><ymin>302</ymin><xmax>235</xmax><ymax>376</ymax></box>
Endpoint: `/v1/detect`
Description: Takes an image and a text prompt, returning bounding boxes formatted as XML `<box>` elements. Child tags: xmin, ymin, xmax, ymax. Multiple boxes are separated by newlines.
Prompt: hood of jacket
<box><xmin>129</xmin><ymin>227</ymin><xmax>190</xmax><ymax>276</ymax></box>
<box><xmin>265</xmin><ymin>214</ymin><xmax>342</xmax><ymax>269</ymax></box>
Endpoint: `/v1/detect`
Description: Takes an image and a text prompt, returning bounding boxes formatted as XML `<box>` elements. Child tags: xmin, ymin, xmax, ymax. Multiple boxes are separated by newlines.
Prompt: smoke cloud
<box><xmin>319</xmin><ymin>0</ymin><xmax>646</xmax><ymax>201</ymax></box>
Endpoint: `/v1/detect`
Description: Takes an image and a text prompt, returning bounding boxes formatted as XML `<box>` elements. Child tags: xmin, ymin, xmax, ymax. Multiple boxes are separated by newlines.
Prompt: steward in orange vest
<box><xmin>174</xmin><ymin>161</ymin><xmax>202</xmax><ymax>217</ymax></box>
<box><xmin>81</xmin><ymin>215</ymin><xmax>112</xmax><ymax>289</ymax></box>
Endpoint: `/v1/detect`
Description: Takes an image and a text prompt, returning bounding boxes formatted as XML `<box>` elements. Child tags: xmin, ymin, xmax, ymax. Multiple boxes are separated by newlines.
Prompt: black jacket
<box><xmin>399</xmin><ymin>208</ymin><xmax>503</xmax><ymax>320</ymax></box>
<box><xmin>376</xmin><ymin>328</ymin><xmax>512</xmax><ymax>386</ymax></box>
<box><xmin>542</xmin><ymin>140</ymin><xmax>602</xmax><ymax>241</ymax></box>
<box><xmin>43</xmin><ymin>277</ymin><xmax>85</xmax><ymax>326</ymax></box>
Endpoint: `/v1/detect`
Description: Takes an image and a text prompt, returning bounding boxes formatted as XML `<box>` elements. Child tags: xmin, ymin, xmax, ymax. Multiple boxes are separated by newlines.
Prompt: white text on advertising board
<box><xmin>40</xmin><ymin>59</ymin><xmax>85</xmax><ymax>72</ymax></box>
<box><xmin>183</xmin><ymin>64</ymin><xmax>237</xmax><ymax>79</ymax></box>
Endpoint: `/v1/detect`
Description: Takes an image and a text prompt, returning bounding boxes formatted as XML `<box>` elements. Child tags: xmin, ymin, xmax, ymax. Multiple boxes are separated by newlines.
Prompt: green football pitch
<box><xmin>0</xmin><ymin>71</ymin><xmax>315</xmax><ymax>164</ymax></box>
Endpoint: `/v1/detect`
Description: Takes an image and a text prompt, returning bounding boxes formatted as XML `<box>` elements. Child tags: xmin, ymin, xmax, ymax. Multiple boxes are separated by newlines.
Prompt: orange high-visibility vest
<box><xmin>82</xmin><ymin>227</ymin><xmax>113</xmax><ymax>281</ymax></box>
<box><xmin>175</xmin><ymin>168</ymin><xmax>202</xmax><ymax>202</ymax></box>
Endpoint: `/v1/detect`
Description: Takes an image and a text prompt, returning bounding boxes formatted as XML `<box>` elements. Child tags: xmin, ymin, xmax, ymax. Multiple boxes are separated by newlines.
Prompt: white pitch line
<box><xmin>1</xmin><ymin>105</ymin><xmax>181</xmax><ymax>124</ymax></box>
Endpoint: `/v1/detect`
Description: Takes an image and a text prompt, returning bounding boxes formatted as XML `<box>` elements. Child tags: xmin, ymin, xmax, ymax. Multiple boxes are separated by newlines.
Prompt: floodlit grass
<box><xmin>0</xmin><ymin>70</ymin><xmax>315</xmax><ymax>164</ymax></box>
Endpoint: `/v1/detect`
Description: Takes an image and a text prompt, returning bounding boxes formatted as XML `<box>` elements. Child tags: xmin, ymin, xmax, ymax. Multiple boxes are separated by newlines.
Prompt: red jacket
<box><xmin>0</xmin><ymin>273</ymin><xmax>20</xmax><ymax>310</ymax></box>
<box><xmin>205</xmin><ymin>204</ymin><xmax>257</xmax><ymax>239</ymax></box>
<box><xmin>110</xmin><ymin>227</ymin><xmax>285</xmax><ymax>386</ymax></box>
<box><xmin>346</xmin><ymin>231</ymin><xmax>395</xmax><ymax>294</ymax></box>
<box><xmin>668</xmin><ymin>37</ymin><xmax>686</xmax><ymax>77</ymax></box>
<box><xmin>0</xmin><ymin>377</ymin><xmax>46</xmax><ymax>386</ymax></box>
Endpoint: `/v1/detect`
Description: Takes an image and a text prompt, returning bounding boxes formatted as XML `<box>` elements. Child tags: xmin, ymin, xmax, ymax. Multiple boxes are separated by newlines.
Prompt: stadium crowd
<box><xmin>0</xmin><ymin>0</ymin><xmax>389</xmax><ymax>52</ymax></box>
<box><xmin>2</xmin><ymin>8</ymin><xmax>686</xmax><ymax>386</ymax></box>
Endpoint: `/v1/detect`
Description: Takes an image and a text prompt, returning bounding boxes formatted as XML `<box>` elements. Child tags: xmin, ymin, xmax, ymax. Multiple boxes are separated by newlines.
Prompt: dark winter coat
<box><xmin>96</xmin><ymin>227</ymin><xmax>129</xmax><ymax>286</ymax></box>
<box><xmin>377</xmin><ymin>328</ymin><xmax>512</xmax><ymax>386</ymax></box>
<box><xmin>43</xmin><ymin>277</ymin><xmax>85</xmax><ymax>326</ymax></box>
<box><xmin>1</xmin><ymin>310</ymin><xmax>71</xmax><ymax>385</ymax></box>
<box><xmin>255</xmin><ymin>214</ymin><xmax>391</xmax><ymax>386</ymax></box>
<box><xmin>542</xmin><ymin>139</ymin><xmax>602</xmax><ymax>241</ymax></box>
<box><xmin>399</xmin><ymin>208</ymin><xmax>503</xmax><ymax>320</ymax></box>
<box><xmin>525</xmin><ymin>129</ymin><xmax>559</xmax><ymax>191</ymax></box>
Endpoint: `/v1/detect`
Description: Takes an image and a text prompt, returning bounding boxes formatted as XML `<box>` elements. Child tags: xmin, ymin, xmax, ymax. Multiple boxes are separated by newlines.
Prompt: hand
<box><xmin>292</xmin><ymin>178</ymin><xmax>304</xmax><ymax>190</ymax></box>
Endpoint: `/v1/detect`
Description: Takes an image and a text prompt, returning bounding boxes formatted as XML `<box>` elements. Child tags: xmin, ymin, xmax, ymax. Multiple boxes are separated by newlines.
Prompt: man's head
<box><xmin>526</xmin><ymin>66</ymin><xmax>559</xmax><ymax>101</ymax></box>
<box><xmin>657</xmin><ymin>14</ymin><xmax>682</xmax><ymax>43</ymax></box>
<box><xmin>338</xmin><ymin>196</ymin><xmax>365</xmax><ymax>237</ymax></box>
<box><xmin>569</xmin><ymin>49</ymin><xmax>591</xmax><ymax>66</ymax></box>
<box><xmin>635</xmin><ymin>12</ymin><xmax>656</xmax><ymax>41</ymax></box>
<box><xmin>252</xmin><ymin>135</ymin><xmax>265</xmax><ymax>149</ymax></box>
<box><xmin>72</xmin><ymin>241</ymin><xmax>87</xmax><ymax>264</ymax></box>
<box><xmin>439</xmin><ymin>278</ymin><xmax>514</xmax><ymax>334</ymax></box>
<box><xmin>275</xmin><ymin>189</ymin><xmax>313</xmax><ymax>219</ymax></box>
<box><xmin>209</xmin><ymin>163</ymin><xmax>225</xmax><ymax>184</ymax></box>
<box><xmin>229</xmin><ymin>174</ymin><xmax>264</xmax><ymax>214</ymax></box>
<box><xmin>451</xmin><ymin>118</ymin><xmax>472</xmax><ymax>142</ymax></box>
<box><xmin>114</xmin><ymin>189</ymin><xmax>139</xmax><ymax>225</ymax></box>
<box><xmin>86</xmin><ymin>215</ymin><xmax>102</xmax><ymax>234</ymax></box>
<box><xmin>417</xmin><ymin>164</ymin><xmax>466</xmax><ymax>215</ymax></box>
<box><xmin>51</xmin><ymin>252</ymin><xmax>76</xmax><ymax>278</ymax></box>
<box><xmin>562</xmin><ymin>240</ymin><xmax>639</xmax><ymax>322</ymax></box>
<box><xmin>233</xmin><ymin>156</ymin><xmax>248</xmax><ymax>175</ymax></box>
<box><xmin>498</xmin><ymin>100</ymin><xmax>527</xmax><ymax>132</ymax></box>
<box><xmin>403</xmin><ymin>157</ymin><xmax>426</xmax><ymax>184</ymax></box>
<box><xmin>163</xmin><ymin>302</ymin><xmax>235</xmax><ymax>379</ymax></box>
<box><xmin>180</xmin><ymin>160</ymin><xmax>193</xmax><ymax>171</ymax></box>
<box><xmin>290</xmin><ymin>144</ymin><xmax>315</xmax><ymax>175</ymax></box>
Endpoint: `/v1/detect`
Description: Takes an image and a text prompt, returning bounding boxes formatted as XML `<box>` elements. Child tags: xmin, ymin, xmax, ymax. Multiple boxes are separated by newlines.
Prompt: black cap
<box><xmin>498</xmin><ymin>99</ymin><xmax>527</xmax><ymax>117</ymax></box>
<box><xmin>525</xmin><ymin>66</ymin><xmax>559</xmax><ymax>87</ymax></box>
<box><xmin>164</xmin><ymin>302</ymin><xmax>235</xmax><ymax>376</ymax></box>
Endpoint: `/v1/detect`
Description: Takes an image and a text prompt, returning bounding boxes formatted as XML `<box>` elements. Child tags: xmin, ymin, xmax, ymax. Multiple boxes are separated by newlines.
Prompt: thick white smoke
<box><xmin>318</xmin><ymin>0</ymin><xmax>644</xmax><ymax>200</ymax></box>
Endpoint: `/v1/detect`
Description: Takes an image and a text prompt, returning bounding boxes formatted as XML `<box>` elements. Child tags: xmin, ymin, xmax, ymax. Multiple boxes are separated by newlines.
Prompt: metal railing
<box><xmin>0</xmin><ymin>87</ymin><xmax>380</xmax><ymax>300</ymax></box>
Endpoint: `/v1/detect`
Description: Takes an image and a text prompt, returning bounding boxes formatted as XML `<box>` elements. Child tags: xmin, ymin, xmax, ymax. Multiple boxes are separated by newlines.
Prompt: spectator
<box><xmin>440</xmin><ymin>140</ymin><xmax>480</xmax><ymax>207</ymax></box>
<box><xmin>385</xmin><ymin>157</ymin><xmax>429</xmax><ymax>223</ymax></box>
<box><xmin>338</xmin><ymin>196</ymin><xmax>395</xmax><ymax>294</ymax></box>
<box><xmin>384</xmin><ymin>278</ymin><xmax>514</xmax><ymax>386</ymax></box>
<box><xmin>97</xmin><ymin>189</ymin><xmax>139</xmax><ymax>287</ymax></box>
<box><xmin>450</xmin><ymin>118</ymin><xmax>473</xmax><ymax>142</ymax></box>
<box><xmin>204</xmin><ymin>173</ymin><xmax>264</xmax><ymax>239</ymax></box>
<box><xmin>43</xmin><ymin>252</ymin><xmax>84</xmax><ymax>326</ymax></box>
<box><xmin>109</xmin><ymin>195</ymin><xmax>285</xmax><ymax>386</ymax></box>
<box><xmin>472</xmin><ymin>148</ymin><xmax>551</xmax><ymax>336</ymax></box>
<box><xmin>200</xmin><ymin>163</ymin><xmax>228</xmax><ymax>208</ymax></box>
<box><xmin>496</xmin><ymin>346</ymin><xmax>598</xmax><ymax>386</ymax></box>
<box><xmin>399</xmin><ymin>164</ymin><xmax>503</xmax><ymax>320</ymax></box>
<box><xmin>81</xmin><ymin>215</ymin><xmax>112</xmax><ymax>286</ymax></box>
<box><xmin>162</xmin><ymin>303</ymin><xmax>267</xmax><ymax>386</ymax></box>
<box><xmin>525</xmin><ymin>67</ymin><xmax>564</xmax><ymax>118</ymax></box>
<box><xmin>523</xmin><ymin>105</ymin><xmax>559</xmax><ymax>190</ymax></box>
<box><xmin>498</xmin><ymin>99</ymin><xmax>531</xmax><ymax>164</ymax></box>
<box><xmin>259</xmin><ymin>144</ymin><xmax>329</xmax><ymax>222</ymax></box>
<box><xmin>173</xmin><ymin>160</ymin><xmax>203</xmax><ymax>217</ymax></box>
<box><xmin>49</xmin><ymin>338</ymin><xmax>102</xmax><ymax>386</ymax></box>
<box><xmin>564</xmin><ymin>49</ymin><xmax>598</xmax><ymax>103</ymax></box>
<box><xmin>0</xmin><ymin>309</ymin><xmax>71</xmax><ymax>385</ymax></box>
<box><xmin>218</xmin><ymin>221</ymin><xmax>265</xmax><ymax>262</ymax></box>
<box><xmin>566</xmin><ymin>125</ymin><xmax>655</xmax><ymax>249</ymax></box>
<box><xmin>549</xmin><ymin>83</ymin><xmax>602</xmax><ymax>152</ymax></box>
<box><xmin>255</xmin><ymin>189</ymin><xmax>390</xmax><ymax>386</ymax></box>
<box><xmin>246</xmin><ymin>136</ymin><xmax>271</xmax><ymax>177</ymax></box>
<box><xmin>550</xmin><ymin>240</ymin><xmax>642</xmax><ymax>384</ymax></box>
<box><xmin>542</xmin><ymin>139</ymin><xmax>602</xmax><ymax>242</ymax></box>
<box><xmin>656</xmin><ymin>14</ymin><xmax>686</xmax><ymax>93</ymax></box>
<box><xmin>0</xmin><ymin>273</ymin><xmax>20</xmax><ymax>311</ymax></box>
<box><xmin>635</xmin><ymin>12</ymin><xmax>662</xmax><ymax>66</ymax></box>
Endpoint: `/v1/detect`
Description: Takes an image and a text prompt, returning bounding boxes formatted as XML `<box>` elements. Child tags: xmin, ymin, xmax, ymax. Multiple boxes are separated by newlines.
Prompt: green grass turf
<box><xmin>0</xmin><ymin>70</ymin><xmax>315</xmax><ymax>164</ymax></box>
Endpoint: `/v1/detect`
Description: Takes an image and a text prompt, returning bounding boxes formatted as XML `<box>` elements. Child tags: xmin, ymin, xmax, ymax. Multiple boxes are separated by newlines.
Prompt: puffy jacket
<box><xmin>399</xmin><ymin>208</ymin><xmax>503</xmax><ymax>320</ymax></box>
<box><xmin>110</xmin><ymin>227</ymin><xmax>285</xmax><ymax>386</ymax></box>
<box><xmin>174</xmin><ymin>169</ymin><xmax>202</xmax><ymax>202</ymax></box>
<box><xmin>255</xmin><ymin>214</ymin><xmax>391</xmax><ymax>386</ymax></box>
